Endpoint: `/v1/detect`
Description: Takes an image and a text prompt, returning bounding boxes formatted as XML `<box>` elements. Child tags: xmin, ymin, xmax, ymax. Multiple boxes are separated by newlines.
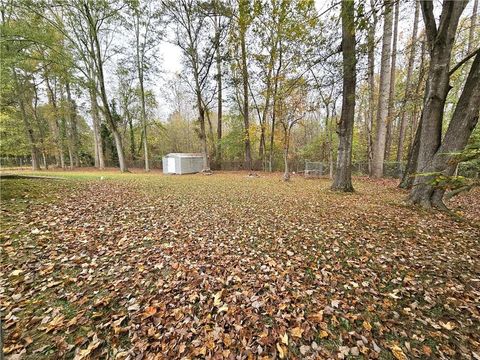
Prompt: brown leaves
<box><xmin>73</xmin><ymin>334</ymin><xmax>102</xmax><ymax>360</ymax></box>
<box><xmin>2</xmin><ymin>174</ymin><xmax>479</xmax><ymax>359</ymax></box>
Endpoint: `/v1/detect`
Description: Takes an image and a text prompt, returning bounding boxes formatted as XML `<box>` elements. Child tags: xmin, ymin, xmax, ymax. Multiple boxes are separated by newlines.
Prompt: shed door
<box><xmin>167</xmin><ymin>157</ymin><xmax>176</xmax><ymax>173</ymax></box>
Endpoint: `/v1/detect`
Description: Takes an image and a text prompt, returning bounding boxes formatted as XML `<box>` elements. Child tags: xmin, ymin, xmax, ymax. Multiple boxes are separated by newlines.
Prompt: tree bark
<box><xmin>135</xmin><ymin>9</ymin><xmax>150</xmax><ymax>172</ymax></box>
<box><xmin>45</xmin><ymin>76</ymin><xmax>66</xmax><ymax>169</ymax></box>
<box><xmin>240</xmin><ymin>26</ymin><xmax>252</xmax><ymax>171</ymax></box>
<box><xmin>412</xmin><ymin>1</ymin><xmax>467</xmax><ymax>179</ymax></box>
<box><xmin>408</xmin><ymin>0</ymin><xmax>469</xmax><ymax>207</ymax></box>
<box><xmin>468</xmin><ymin>0</ymin><xmax>478</xmax><ymax>54</ymax></box>
<box><xmin>332</xmin><ymin>0</ymin><xmax>356</xmax><ymax>192</ymax></box>
<box><xmin>65</xmin><ymin>81</ymin><xmax>80</xmax><ymax>167</ymax></box>
<box><xmin>396</xmin><ymin>0</ymin><xmax>419</xmax><ymax>166</ymax></box>
<box><xmin>89</xmin><ymin>86</ymin><xmax>105</xmax><ymax>169</ymax></box>
<box><xmin>366</xmin><ymin>0</ymin><xmax>377</xmax><ymax>175</ymax></box>
<box><xmin>385</xmin><ymin>0</ymin><xmax>399</xmax><ymax>162</ymax></box>
<box><xmin>268</xmin><ymin>39</ymin><xmax>283</xmax><ymax>172</ymax></box>
<box><xmin>409</xmin><ymin>53</ymin><xmax>480</xmax><ymax>208</ymax></box>
<box><xmin>84</xmin><ymin>2</ymin><xmax>127</xmax><ymax>172</ymax></box>
<box><xmin>371</xmin><ymin>0</ymin><xmax>393</xmax><ymax>178</ymax></box>
<box><xmin>13</xmin><ymin>69</ymin><xmax>40</xmax><ymax>170</ymax></box>
<box><xmin>215</xmin><ymin>13</ymin><xmax>223</xmax><ymax>168</ymax></box>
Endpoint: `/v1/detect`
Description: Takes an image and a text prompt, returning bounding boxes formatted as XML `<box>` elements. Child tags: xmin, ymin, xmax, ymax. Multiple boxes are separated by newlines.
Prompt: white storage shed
<box><xmin>162</xmin><ymin>153</ymin><xmax>204</xmax><ymax>174</ymax></box>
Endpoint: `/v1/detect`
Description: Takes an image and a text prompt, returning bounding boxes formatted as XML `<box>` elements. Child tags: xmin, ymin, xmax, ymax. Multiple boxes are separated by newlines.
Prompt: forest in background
<box><xmin>1</xmin><ymin>0</ymin><xmax>479</xmax><ymax>207</ymax></box>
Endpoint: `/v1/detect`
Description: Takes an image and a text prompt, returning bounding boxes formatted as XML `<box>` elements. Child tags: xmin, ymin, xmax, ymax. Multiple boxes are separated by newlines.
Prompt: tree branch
<box><xmin>449</xmin><ymin>48</ymin><xmax>480</xmax><ymax>76</ymax></box>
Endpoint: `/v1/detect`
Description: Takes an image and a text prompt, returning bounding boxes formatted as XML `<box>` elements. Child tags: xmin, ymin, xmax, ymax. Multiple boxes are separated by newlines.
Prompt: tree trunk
<box><xmin>371</xmin><ymin>0</ymin><xmax>393</xmax><ymax>178</ymax></box>
<box><xmin>467</xmin><ymin>0</ymin><xmax>478</xmax><ymax>54</ymax></box>
<box><xmin>408</xmin><ymin>0</ymin><xmax>469</xmax><ymax>206</ymax></box>
<box><xmin>366</xmin><ymin>0</ymin><xmax>377</xmax><ymax>174</ymax></box>
<box><xmin>385</xmin><ymin>0</ymin><xmax>399</xmax><ymax>162</ymax></box>
<box><xmin>260</xmin><ymin>31</ymin><xmax>278</xmax><ymax>168</ymax></box>
<box><xmin>13</xmin><ymin>69</ymin><xmax>40</xmax><ymax>170</ymax></box>
<box><xmin>65</xmin><ymin>81</ymin><xmax>80</xmax><ymax>167</ymax></box>
<box><xmin>89</xmin><ymin>86</ymin><xmax>105</xmax><ymax>169</ymax></box>
<box><xmin>45</xmin><ymin>76</ymin><xmax>66</xmax><ymax>169</ymax></box>
<box><xmin>128</xmin><ymin>113</ymin><xmax>135</xmax><ymax>161</ymax></box>
<box><xmin>85</xmin><ymin>3</ymin><xmax>127</xmax><ymax>172</ymax></box>
<box><xmin>396</xmin><ymin>0</ymin><xmax>419</xmax><ymax>166</ymax></box>
<box><xmin>135</xmin><ymin>11</ymin><xmax>150</xmax><ymax>172</ymax></box>
<box><xmin>31</xmin><ymin>83</ymin><xmax>48</xmax><ymax>169</ymax></box>
<box><xmin>409</xmin><ymin>53</ymin><xmax>480</xmax><ymax>208</ymax></box>
<box><xmin>215</xmin><ymin>13</ymin><xmax>223</xmax><ymax>168</ymax></box>
<box><xmin>332</xmin><ymin>0</ymin><xmax>356</xmax><ymax>192</ymax></box>
<box><xmin>269</xmin><ymin>42</ymin><xmax>282</xmax><ymax>172</ymax></box>
<box><xmin>240</xmin><ymin>30</ymin><xmax>252</xmax><ymax>171</ymax></box>
<box><xmin>412</xmin><ymin>1</ymin><xmax>467</xmax><ymax>181</ymax></box>
<box><xmin>283</xmin><ymin>127</ymin><xmax>290</xmax><ymax>181</ymax></box>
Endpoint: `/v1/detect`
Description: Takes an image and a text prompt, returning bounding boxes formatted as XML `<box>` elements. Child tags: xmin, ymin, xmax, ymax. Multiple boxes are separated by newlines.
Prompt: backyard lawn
<box><xmin>1</xmin><ymin>170</ymin><xmax>479</xmax><ymax>359</ymax></box>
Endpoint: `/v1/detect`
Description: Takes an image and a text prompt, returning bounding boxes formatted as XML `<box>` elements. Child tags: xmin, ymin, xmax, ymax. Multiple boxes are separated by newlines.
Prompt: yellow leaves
<box><xmin>363</xmin><ymin>321</ymin><xmax>372</xmax><ymax>331</ymax></box>
<box><xmin>390</xmin><ymin>344</ymin><xmax>408</xmax><ymax>360</ymax></box>
<box><xmin>319</xmin><ymin>330</ymin><xmax>329</xmax><ymax>338</ymax></box>
<box><xmin>217</xmin><ymin>304</ymin><xmax>229</xmax><ymax>313</ymax></box>
<box><xmin>213</xmin><ymin>290</ymin><xmax>223</xmax><ymax>306</ymax></box>
<box><xmin>9</xmin><ymin>269</ymin><xmax>23</xmax><ymax>277</ymax></box>
<box><xmin>213</xmin><ymin>290</ymin><xmax>228</xmax><ymax>313</ymax></box>
<box><xmin>276</xmin><ymin>343</ymin><xmax>287</xmax><ymax>359</ymax></box>
<box><xmin>280</xmin><ymin>332</ymin><xmax>289</xmax><ymax>345</ymax></box>
<box><xmin>290</xmin><ymin>326</ymin><xmax>303</xmax><ymax>338</ymax></box>
<box><xmin>439</xmin><ymin>321</ymin><xmax>456</xmax><ymax>330</ymax></box>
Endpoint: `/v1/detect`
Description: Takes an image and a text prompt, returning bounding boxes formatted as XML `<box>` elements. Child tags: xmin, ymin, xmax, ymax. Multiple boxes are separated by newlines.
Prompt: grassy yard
<box><xmin>1</xmin><ymin>170</ymin><xmax>479</xmax><ymax>359</ymax></box>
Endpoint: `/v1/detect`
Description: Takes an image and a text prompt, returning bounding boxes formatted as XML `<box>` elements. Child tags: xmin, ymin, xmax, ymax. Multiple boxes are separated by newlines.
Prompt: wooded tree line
<box><xmin>1</xmin><ymin>0</ymin><xmax>479</xmax><ymax>208</ymax></box>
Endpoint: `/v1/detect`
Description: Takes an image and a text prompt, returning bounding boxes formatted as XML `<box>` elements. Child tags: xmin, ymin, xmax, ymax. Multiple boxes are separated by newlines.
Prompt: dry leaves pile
<box><xmin>1</xmin><ymin>172</ymin><xmax>479</xmax><ymax>359</ymax></box>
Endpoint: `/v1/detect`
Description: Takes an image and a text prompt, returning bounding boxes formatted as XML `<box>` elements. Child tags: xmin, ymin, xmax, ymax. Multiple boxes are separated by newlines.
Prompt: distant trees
<box><xmin>1</xmin><ymin>0</ymin><xmax>478</xmax><ymax>212</ymax></box>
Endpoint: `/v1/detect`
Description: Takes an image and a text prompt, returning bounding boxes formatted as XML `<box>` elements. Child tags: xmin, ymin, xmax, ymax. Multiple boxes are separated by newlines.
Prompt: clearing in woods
<box><xmin>1</xmin><ymin>170</ymin><xmax>479</xmax><ymax>359</ymax></box>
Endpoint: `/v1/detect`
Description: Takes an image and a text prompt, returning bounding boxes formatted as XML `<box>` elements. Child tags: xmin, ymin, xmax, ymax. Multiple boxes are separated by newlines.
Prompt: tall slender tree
<box><xmin>371</xmin><ymin>0</ymin><xmax>393</xmax><ymax>178</ymax></box>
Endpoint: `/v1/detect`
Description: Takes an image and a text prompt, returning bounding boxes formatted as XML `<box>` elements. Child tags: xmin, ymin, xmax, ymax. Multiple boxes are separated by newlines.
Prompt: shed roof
<box><xmin>164</xmin><ymin>153</ymin><xmax>203</xmax><ymax>158</ymax></box>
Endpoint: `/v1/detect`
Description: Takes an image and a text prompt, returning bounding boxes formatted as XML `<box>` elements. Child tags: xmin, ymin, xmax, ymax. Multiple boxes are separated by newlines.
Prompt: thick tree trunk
<box><xmin>385</xmin><ymin>0</ymin><xmax>399</xmax><ymax>162</ymax></box>
<box><xmin>412</xmin><ymin>1</ymin><xmax>467</xmax><ymax>181</ymax></box>
<box><xmin>332</xmin><ymin>0</ymin><xmax>356</xmax><ymax>192</ymax></box>
<box><xmin>396</xmin><ymin>0</ymin><xmax>420</xmax><ymax>166</ymax></box>
<box><xmin>371</xmin><ymin>0</ymin><xmax>393</xmax><ymax>178</ymax></box>
<box><xmin>409</xmin><ymin>53</ymin><xmax>480</xmax><ymax>208</ymax></box>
